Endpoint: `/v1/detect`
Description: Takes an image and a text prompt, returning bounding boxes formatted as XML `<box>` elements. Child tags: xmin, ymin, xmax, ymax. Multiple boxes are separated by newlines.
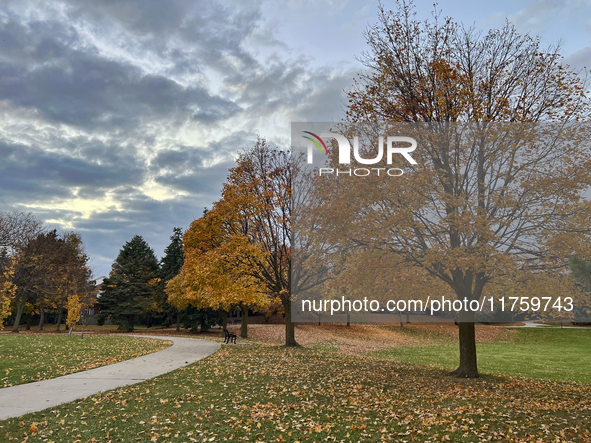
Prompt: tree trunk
<box><xmin>25</xmin><ymin>312</ymin><xmax>32</xmax><ymax>330</ymax></box>
<box><xmin>120</xmin><ymin>315</ymin><xmax>134</xmax><ymax>332</ymax></box>
<box><xmin>240</xmin><ymin>305</ymin><xmax>248</xmax><ymax>339</ymax></box>
<box><xmin>406</xmin><ymin>311</ymin><xmax>410</xmax><ymax>323</ymax></box>
<box><xmin>452</xmin><ymin>321</ymin><xmax>479</xmax><ymax>378</ymax></box>
<box><xmin>398</xmin><ymin>311</ymin><xmax>403</xmax><ymax>328</ymax></box>
<box><xmin>12</xmin><ymin>296</ymin><xmax>27</xmax><ymax>333</ymax></box>
<box><xmin>38</xmin><ymin>301</ymin><xmax>45</xmax><ymax>331</ymax></box>
<box><xmin>346</xmin><ymin>312</ymin><xmax>351</xmax><ymax>327</ymax></box>
<box><xmin>200</xmin><ymin>316</ymin><xmax>209</xmax><ymax>333</ymax></box>
<box><xmin>55</xmin><ymin>308</ymin><xmax>63</xmax><ymax>331</ymax></box>
<box><xmin>451</xmin><ymin>283</ymin><xmax>483</xmax><ymax>378</ymax></box>
<box><xmin>283</xmin><ymin>299</ymin><xmax>298</xmax><ymax>346</ymax></box>
<box><xmin>221</xmin><ymin>311</ymin><xmax>228</xmax><ymax>337</ymax></box>
<box><xmin>176</xmin><ymin>310</ymin><xmax>181</xmax><ymax>332</ymax></box>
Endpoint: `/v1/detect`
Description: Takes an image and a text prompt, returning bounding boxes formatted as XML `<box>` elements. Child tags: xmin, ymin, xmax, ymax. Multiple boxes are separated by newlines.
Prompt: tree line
<box><xmin>98</xmin><ymin>229</ymin><xmax>191</xmax><ymax>332</ymax></box>
<box><xmin>98</xmin><ymin>2</ymin><xmax>591</xmax><ymax>376</ymax></box>
<box><xmin>0</xmin><ymin>211</ymin><xmax>95</xmax><ymax>332</ymax></box>
<box><xmin>100</xmin><ymin>141</ymin><xmax>297</xmax><ymax>344</ymax></box>
<box><xmin>3</xmin><ymin>1</ymin><xmax>591</xmax><ymax>380</ymax></box>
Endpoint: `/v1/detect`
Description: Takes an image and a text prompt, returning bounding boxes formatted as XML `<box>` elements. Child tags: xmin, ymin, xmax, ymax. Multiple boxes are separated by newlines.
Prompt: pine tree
<box><xmin>160</xmin><ymin>228</ymin><xmax>184</xmax><ymax>282</ymax></box>
<box><xmin>157</xmin><ymin>227</ymin><xmax>185</xmax><ymax>329</ymax></box>
<box><xmin>99</xmin><ymin>235</ymin><xmax>159</xmax><ymax>331</ymax></box>
<box><xmin>569</xmin><ymin>255</ymin><xmax>591</xmax><ymax>324</ymax></box>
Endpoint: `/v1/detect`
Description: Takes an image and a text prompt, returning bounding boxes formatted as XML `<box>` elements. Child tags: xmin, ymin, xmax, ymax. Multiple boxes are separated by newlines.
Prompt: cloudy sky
<box><xmin>1</xmin><ymin>0</ymin><xmax>590</xmax><ymax>277</ymax></box>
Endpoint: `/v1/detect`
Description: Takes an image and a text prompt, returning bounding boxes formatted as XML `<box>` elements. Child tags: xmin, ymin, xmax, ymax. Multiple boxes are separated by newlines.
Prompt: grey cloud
<box><xmin>0</xmin><ymin>0</ymin><xmax>354</xmax><ymax>278</ymax></box>
<box><xmin>220</xmin><ymin>57</ymin><xmax>353</xmax><ymax>126</ymax></box>
<box><xmin>288</xmin><ymin>67</ymin><xmax>357</xmax><ymax>122</ymax></box>
<box><xmin>564</xmin><ymin>47</ymin><xmax>591</xmax><ymax>72</ymax></box>
<box><xmin>150</xmin><ymin>132</ymin><xmax>257</xmax><ymax>195</ymax></box>
<box><xmin>225</xmin><ymin>60</ymin><xmax>307</xmax><ymax>106</ymax></box>
<box><xmin>151</xmin><ymin>131</ymin><xmax>253</xmax><ymax>171</ymax></box>
<box><xmin>0</xmin><ymin>53</ymin><xmax>240</xmax><ymax>130</ymax></box>
<box><xmin>63</xmin><ymin>0</ymin><xmax>262</xmax><ymax>76</ymax></box>
<box><xmin>0</xmin><ymin>11</ymin><xmax>243</xmax><ymax>131</ymax></box>
<box><xmin>154</xmin><ymin>160</ymin><xmax>236</xmax><ymax>198</ymax></box>
<box><xmin>0</xmin><ymin>139</ymin><xmax>146</xmax><ymax>204</ymax></box>
<box><xmin>0</xmin><ymin>18</ymin><xmax>79</xmax><ymax>65</ymax></box>
<box><xmin>508</xmin><ymin>1</ymin><xmax>564</xmax><ymax>33</ymax></box>
<box><xmin>48</xmin><ymin>192</ymin><xmax>213</xmax><ymax>274</ymax></box>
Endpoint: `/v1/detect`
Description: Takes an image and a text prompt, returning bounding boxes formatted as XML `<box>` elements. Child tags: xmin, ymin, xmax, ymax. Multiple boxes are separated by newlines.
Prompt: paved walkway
<box><xmin>0</xmin><ymin>335</ymin><xmax>220</xmax><ymax>420</ymax></box>
<box><xmin>510</xmin><ymin>321</ymin><xmax>589</xmax><ymax>329</ymax></box>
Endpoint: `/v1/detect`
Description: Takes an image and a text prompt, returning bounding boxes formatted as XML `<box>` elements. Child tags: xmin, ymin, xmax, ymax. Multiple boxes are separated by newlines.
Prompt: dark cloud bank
<box><xmin>0</xmin><ymin>0</ymin><xmax>353</xmax><ymax>276</ymax></box>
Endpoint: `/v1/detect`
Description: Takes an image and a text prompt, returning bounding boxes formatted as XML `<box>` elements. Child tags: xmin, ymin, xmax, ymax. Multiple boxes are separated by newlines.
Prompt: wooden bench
<box><xmin>223</xmin><ymin>327</ymin><xmax>237</xmax><ymax>344</ymax></box>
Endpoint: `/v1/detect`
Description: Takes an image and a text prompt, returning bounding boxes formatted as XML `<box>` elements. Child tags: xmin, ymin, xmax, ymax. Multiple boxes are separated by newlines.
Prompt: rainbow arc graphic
<box><xmin>302</xmin><ymin>131</ymin><xmax>328</xmax><ymax>154</ymax></box>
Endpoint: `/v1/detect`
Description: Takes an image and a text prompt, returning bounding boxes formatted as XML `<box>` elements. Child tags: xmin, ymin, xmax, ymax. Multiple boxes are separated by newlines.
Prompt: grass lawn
<box><xmin>9</xmin><ymin>324</ymin><xmax>160</xmax><ymax>332</ymax></box>
<box><xmin>0</xmin><ymin>335</ymin><xmax>171</xmax><ymax>387</ymax></box>
<box><xmin>373</xmin><ymin>328</ymin><xmax>591</xmax><ymax>383</ymax></box>
<box><xmin>1</xmin><ymin>344</ymin><xmax>590</xmax><ymax>442</ymax></box>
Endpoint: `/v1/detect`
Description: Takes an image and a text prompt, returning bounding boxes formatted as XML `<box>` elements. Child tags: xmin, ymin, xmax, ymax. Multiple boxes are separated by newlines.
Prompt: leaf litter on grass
<box><xmin>2</xmin><ymin>344</ymin><xmax>590</xmax><ymax>442</ymax></box>
<box><xmin>237</xmin><ymin>323</ymin><xmax>515</xmax><ymax>354</ymax></box>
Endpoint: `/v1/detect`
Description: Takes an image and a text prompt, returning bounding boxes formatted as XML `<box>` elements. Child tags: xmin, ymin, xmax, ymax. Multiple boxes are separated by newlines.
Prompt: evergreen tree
<box><xmin>100</xmin><ymin>235</ymin><xmax>159</xmax><ymax>331</ymax></box>
<box><xmin>157</xmin><ymin>227</ymin><xmax>185</xmax><ymax>329</ymax></box>
<box><xmin>160</xmin><ymin>228</ymin><xmax>184</xmax><ymax>282</ymax></box>
<box><xmin>569</xmin><ymin>255</ymin><xmax>591</xmax><ymax>324</ymax></box>
<box><xmin>569</xmin><ymin>255</ymin><xmax>591</xmax><ymax>290</ymax></box>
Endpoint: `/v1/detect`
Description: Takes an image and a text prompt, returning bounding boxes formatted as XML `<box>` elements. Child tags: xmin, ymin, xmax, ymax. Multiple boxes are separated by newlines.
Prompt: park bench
<box><xmin>223</xmin><ymin>327</ymin><xmax>237</xmax><ymax>344</ymax></box>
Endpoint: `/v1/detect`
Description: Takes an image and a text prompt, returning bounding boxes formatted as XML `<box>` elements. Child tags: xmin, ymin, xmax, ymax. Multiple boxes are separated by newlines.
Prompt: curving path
<box><xmin>510</xmin><ymin>321</ymin><xmax>589</xmax><ymax>329</ymax></box>
<box><xmin>0</xmin><ymin>335</ymin><xmax>220</xmax><ymax>420</ymax></box>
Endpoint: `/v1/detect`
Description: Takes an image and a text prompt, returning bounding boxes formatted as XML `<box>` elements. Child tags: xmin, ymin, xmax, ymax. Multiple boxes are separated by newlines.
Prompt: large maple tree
<box><xmin>167</xmin><ymin>139</ymin><xmax>291</xmax><ymax>342</ymax></box>
<box><xmin>336</xmin><ymin>2</ymin><xmax>591</xmax><ymax>377</ymax></box>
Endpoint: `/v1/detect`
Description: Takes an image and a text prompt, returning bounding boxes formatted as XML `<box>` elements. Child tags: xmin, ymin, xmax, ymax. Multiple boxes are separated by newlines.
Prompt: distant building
<box><xmin>83</xmin><ymin>276</ymin><xmax>107</xmax><ymax>317</ymax></box>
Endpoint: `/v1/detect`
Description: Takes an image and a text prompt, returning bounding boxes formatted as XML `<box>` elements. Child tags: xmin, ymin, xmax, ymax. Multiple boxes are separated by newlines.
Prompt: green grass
<box><xmin>1</xmin><ymin>344</ymin><xmax>590</xmax><ymax>442</ymax></box>
<box><xmin>0</xmin><ymin>335</ymin><xmax>171</xmax><ymax>387</ymax></box>
<box><xmin>311</xmin><ymin>339</ymin><xmax>340</xmax><ymax>352</ymax></box>
<box><xmin>373</xmin><ymin>328</ymin><xmax>591</xmax><ymax>383</ymax></box>
<box><xmin>9</xmin><ymin>324</ymin><xmax>160</xmax><ymax>332</ymax></box>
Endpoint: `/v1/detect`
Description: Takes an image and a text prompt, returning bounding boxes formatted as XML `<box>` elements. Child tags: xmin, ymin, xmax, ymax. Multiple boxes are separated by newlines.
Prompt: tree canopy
<box><xmin>167</xmin><ymin>139</ymin><xmax>293</xmax><ymax>342</ymax></box>
<box><xmin>5</xmin><ymin>230</ymin><xmax>93</xmax><ymax>332</ymax></box>
<box><xmin>330</xmin><ymin>1</ymin><xmax>591</xmax><ymax>377</ymax></box>
<box><xmin>569</xmin><ymin>255</ymin><xmax>591</xmax><ymax>323</ymax></box>
<box><xmin>0</xmin><ymin>211</ymin><xmax>44</xmax><ymax>255</ymax></box>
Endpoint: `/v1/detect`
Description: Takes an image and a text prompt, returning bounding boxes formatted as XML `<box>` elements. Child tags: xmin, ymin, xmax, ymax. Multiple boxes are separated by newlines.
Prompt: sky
<box><xmin>1</xmin><ymin>0</ymin><xmax>591</xmax><ymax>278</ymax></box>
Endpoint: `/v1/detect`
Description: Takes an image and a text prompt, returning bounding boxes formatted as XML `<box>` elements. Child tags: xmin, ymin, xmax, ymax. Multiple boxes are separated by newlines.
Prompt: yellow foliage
<box><xmin>166</xmin><ymin>205</ymin><xmax>269</xmax><ymax>313</ymax></box>
<box><xmin>0</xmin><ymin>259</ymin><xmax>18</xmax><ymax>330</ymax></box>
<box><xmin>336</xmin><ymin>3</ymin><xmax>591</xmax><ymax>323</ymax></box>
<box><xmin>167</xmin><ymin>140</ymin><xmax>289</xmax><ymax>317</ymax></box>
<box><xmin>66</xmin><ymin>294</ymin><xmax>82</xmax><ymax>328</ymax></box>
